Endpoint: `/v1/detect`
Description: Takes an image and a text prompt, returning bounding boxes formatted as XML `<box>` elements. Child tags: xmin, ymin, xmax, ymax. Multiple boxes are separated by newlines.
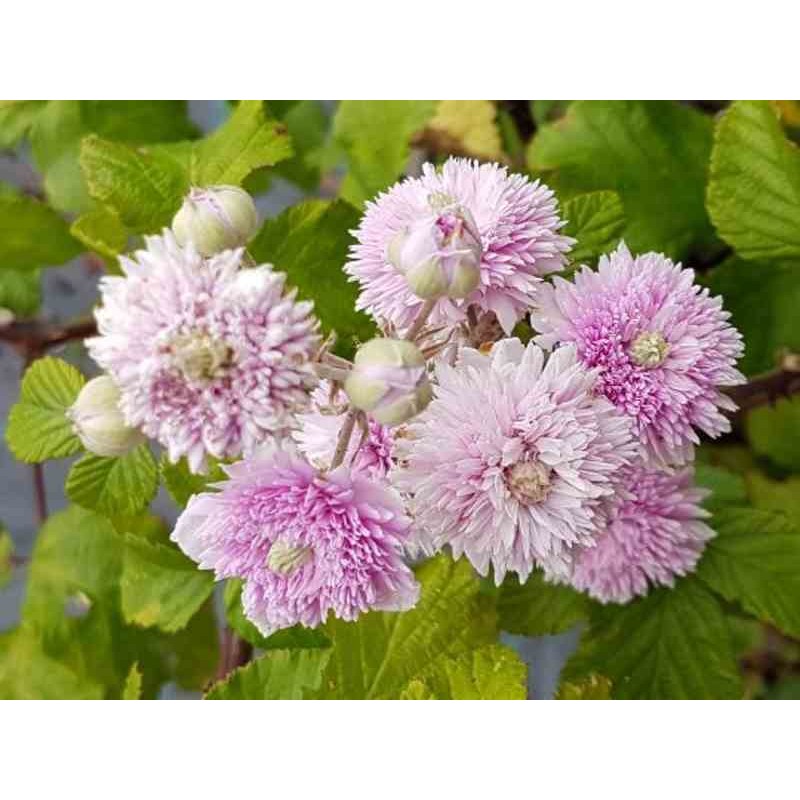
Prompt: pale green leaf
<box><xmin>192</xmin><ymin>100</ymin><xmax>293</xmax><ymax>186</ymax></box>
<box><xmin>0</xmin><ymin>100</ymin><xmax>47</xmax><ymax>148</ymax></box>
<box><xmin>0</xmin><ymin>193</ymin><xmax>81</xmax><ymax>270</ymax></box>
<box><xmin>70</xmin><ymin>207</ymin><xmax>128</xmax><ymax>260</ymax></box>
<box><xmin>0</xmin><ymin>268</ymin><xmax>41</xmax><ymax>316</ymax></box>
<box><xmin>556</xmin><ymin>674</ymin><xmax>612</xmax><ymax>700</ymax></box>
<box><xmin>498</xmin><ymin>570</ymin><xmax>590</xmax><ymax>637</ymax></box>
<box><xmin>80</xmin><ymin>135</ymin><xmax>189</xmax><ymax>234</ymax></box>
<box><xmin>747</xmin><ymin>398</ymin><xmax>800</xmax><ymax>472</ymax></box>
<box><xmin>0</xmin><ymin>629</ymin><xmax>103</xmax><ymax>700</ymax></box>
<box><xmin>563</xmin><ymin>578</ymin><xmax>742</xmax><ymax>699</ymax></box>
<box><xmin>205</xmin><ymin>648</ymin><xmax>331</xmax><ymax>700</ymax></box>
<box><xmin>315</xmin><ymin>555</ymin><xmax>497</xmax><ymax>699</ymax></box>
<box><xmin>562</xmin><ymin>191</ymin><xmax>626</xmax><ymax>265</ymax></box>
<box><xmin>121</xmin><ymin>534</ymin><xmax>215</xmax><ymax>633</ymax></box>
<box><xmin>249</xmin><ymin>199</ymin><xmax>375</xmax><ymax>356</ymax></box>
<box><xmin>334</xmin><ymin>100</ymin><xmax>437</xmax><ymax>206</ymax></box>
<box><xmin>160</xmin><ymin>454</ymin><xmax>226</xmax><ymax>509</ymax></box>
<box><xmin>5</xmin><ymin>356</ymin><xmax>85</xmax><ymax>463</ymax></box>
<box><xmin>697</xmin><ymin>508</ymin><xmax>800</xmax><ymax>639</ymax></box>
<box><xmin>707</xmin><ymin>101</ymin><xmax>800</xmax><ymax>262</ymax></box>
<box><xmin>0</xmin><ymin>528</ymin><xmax>13</xmax><ymax>589</ymax></box>
<box><xmin>66</xmin><ymin>445</ymin><xmax>158</xmax><ymax>518</ymax></box>
<box><xmin>401</xmin><ymin>644</ymin><xmax>527</xmax><ymax>700</ymax></box>
<box><xmin>529</xmin><ymin>100</ymin><xmax>717</xmax><ymax>260</ymax></box>
<box><xmin>122</xmin><ymin>662</ymin><xmax>142</xmax><ymax>699</ymax></box>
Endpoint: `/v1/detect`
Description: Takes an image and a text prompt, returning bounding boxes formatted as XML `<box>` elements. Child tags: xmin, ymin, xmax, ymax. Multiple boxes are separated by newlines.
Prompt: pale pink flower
<box><xmin>531</xmin><ymin>243</ymin><xmax>745</xmax><ymax>465</ymax></box>
<box><xmin>172</xmin><ymin>445</ymin><xmax>419</xmax><ymax>636</ymax></box>
<box><xmin>393</xmin><ymin>340</ymin><xmax>638</xmax><ymax>582</ymax></box>
<box><xmin>569</xmin><ymin>463</ymin><xmax>714</xmax><ymax>603</ymax></box>
<box><xmin>346</xmin><ymin>157</ymin><xmax>573</xmax><ymax>336</ymax></box>
<box><xmin>87</xmin><ymin>231</ymin><xmax>319</xmax><ymax>473</ymax></box>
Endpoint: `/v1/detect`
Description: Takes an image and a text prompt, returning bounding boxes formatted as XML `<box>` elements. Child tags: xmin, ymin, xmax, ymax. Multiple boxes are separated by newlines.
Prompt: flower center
<box><xmin>266</xmin><ymin>540</ymin><xmax>312</xmax><ymax>575</ymax></box>
<box><xmin>629</xmin><ymin>331</ymin><xmax>669</xmax><ymax>368</ymax></box>
<box><xmin>427</xmin><ymin>191</ymin><xmax>457</xmax><ymax>211</ymax></box>
<box><xmin>505</xmin><ymin>459</ymin><xmax>552</xmax><ymax>505</ymax></box>
<box><xmin>169</xmin><ymin>332</ymin><xmax>232</xmax><ymax>382</ymax></box>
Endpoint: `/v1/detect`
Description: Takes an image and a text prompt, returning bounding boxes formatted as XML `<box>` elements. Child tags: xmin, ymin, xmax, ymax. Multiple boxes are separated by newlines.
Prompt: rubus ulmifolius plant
<box><xmin>2</xmin><ymin>100</ymin><xmax>800</xmax><ymax>700</ymax></box>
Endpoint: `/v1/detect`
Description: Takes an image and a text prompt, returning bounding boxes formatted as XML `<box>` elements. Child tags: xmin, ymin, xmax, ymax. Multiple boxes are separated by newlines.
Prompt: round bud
<box><xmin>387</xmin><ymin>203</ymin><xmax>482</xmax><ymax>300</ymax></box>
<box><xmin>172</xmin><ymin>185</ymin><xmax>259</xmax><ymax>257</ymax></box>
<box><xmin>68</xmin><ymin>376</ymin><xmax>145</xmax><ymax>458</ymax></box>
<box><xmin>345</xmin><ymin>338</ymin><xmax>433</xmax><ymax>426</ymax></box>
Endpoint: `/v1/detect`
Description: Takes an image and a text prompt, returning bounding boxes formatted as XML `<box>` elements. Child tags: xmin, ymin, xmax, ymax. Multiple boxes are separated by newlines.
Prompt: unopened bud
<box><xmin>68</xmin><ymin>376</ymin><xmax>145</xmax><ymax>458</ymax></box>
<box><xmin>345</xmin><ymin>338</ymin><xmax>433</xmax><ymax>426</ymax></box>
<box><xmin>387</xmin><ymin>199</ymin><xmax>482</xmax><ymax>300</ymax></box>
<box><xmin>172</xmin><ymin>185</ymin><xmax>258</xmax><ymax>257</ymax></box>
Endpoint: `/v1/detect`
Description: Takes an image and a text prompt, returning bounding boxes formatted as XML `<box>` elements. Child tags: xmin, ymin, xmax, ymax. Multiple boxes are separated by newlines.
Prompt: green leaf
<box><xmin>0</xmin><ymin>268</ymin><xmax>41</xmax><ymax>316</ymax></box>
<box><xmin>563</xmin><ymin>578</ymin><xmax>742</xmax><ymax>699</ymax></box>
<box><xmin>0</xmin><ymin>100</ymin><xmax>47</xmax><ymax>148</ymax></box>
<box><xmin>120</xmin><ymin>533</ymin><xmax>215</xmax><ymax>633</ymax></box>
<box><xmin>5</xmin><ymin>356</ymin><xmax>85</xmax><ymax>463</ymax></box>
<box><xmin>223</xmin><ymin>579</ymin><xmax>330</xmax><ymax>651</ymax></box>
<box><xmin>30</xmin><ymin>100</ymin><xmax>196</xmax><ymax>214</ymax></box>
<box><xmin>697</xmin><ymin>508</ymin><xmax>800</xmax><ymax>639</ymax></box>
<box><xmin>70</xmin><ymin>207</ymin><xmax>128</xmax><ymax>260</ymax></box>
<box><xmin>315</xmin><ymin>555</ymin><xmax>497</xmax><ymax>699</ymax></box>
<box><xmin>80</xmin><ymin>135</ymin><xmax>189</xmax><ymax>234</ymax></box>
<box><xmin>193</xmin><ymin>100</ymin><xmax>293</xmax><ymax>186</ymax></box>
<box><xmin>707</xmin><ymin>101</ymin><xmax>800</xmax><ymax>263</ymax></box>
<box><xmin>249</xmin><ymin>199</ymin><xmax>375</xmax><ymax>356</ymax></box>
<box><xmin>694</xmin><ymin>463</ymin><xmax>749</xmax><ymax>513</ymax></box>
<box><xmin>161</xmin><ymin>454</ymin><xmax>226</xmax><ymax>508</ymax></box>
<box><xmin>205</xmin><ymin>648</ymin><xmax>331</xmax><ymax>700</ymax></box>
<box><xmin>401</xmin><ymin>644</ymin><xmax>527</xmax><ymax>700</ymax></box>
<box><xmin>745</xmin><ymin>472</ymin><xmax>800</xmax><ymax>521</ymax></box>
<box><xmin>556</xmin><ymin>674</ymin><xmax>612</xmax><ymax>700</ymax></box>
<box><xmin>562</xmin><ymin>191</ymin><xmax>626</xmax><ymax>265</ymax></box>
<box><xmin>529</xmin><ymin>100</ymin><xmax>717</xmax><ymax>260</ymax></box>
<box><xmin>0</xmin><ymin>193</ymin><xmax>81</xmax><ymax>270</ymax></box>
<box><xmin>122</xmin><ymin>662</ymin><xmax>142</xmax><ymax>699</ymax></box>
<box><xmin>704</xmin><ymin>257</ymin><xmax>800</xmax><ymax>376</ymax></box>
<box><xmin>0</xmin><ymin>629</ymin><xmax>103</xmax><ymax>700</ymax></box>
<box><xmin>498</xmin><ymin>570</ymin><xmax>590</xmax><ymax>637</ymax></box>
<box><xmin>270</xmin><ymin>100</ymin><xmax>330</xmax><ymax>190</ymax></box>
<box><xmin>0</xmin><ymin>528</ymin><xmax>13</xmax><ymax>589</ymax></box>
<box><xmin>747</xmin><ymin>398</ymin><xmax>800</xmax><ymax>472</ymax></box>
<box><xmin>334</xmin><ymin>100</ymin><xmax>438</xmax><ymax>206</ymax></box>
<box><xmin>66</xmin><ymin>445</ymin><xmax>158</xmax><ymax>518</ymax></box>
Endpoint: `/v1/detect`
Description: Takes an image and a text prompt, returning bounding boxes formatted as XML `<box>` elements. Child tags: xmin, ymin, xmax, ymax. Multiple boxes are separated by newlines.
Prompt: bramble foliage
<box><xmin>2</xmin><ymin>100</ymin><xmax>800</xmax><ymax>699</ymax></box>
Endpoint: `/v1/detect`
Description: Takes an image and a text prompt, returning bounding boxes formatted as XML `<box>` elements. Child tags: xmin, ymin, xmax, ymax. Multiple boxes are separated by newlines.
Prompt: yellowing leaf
<box><xmin>426</xmin><ymin>100</ymin><xmax>504</xmax><ymax>161</ymax></box>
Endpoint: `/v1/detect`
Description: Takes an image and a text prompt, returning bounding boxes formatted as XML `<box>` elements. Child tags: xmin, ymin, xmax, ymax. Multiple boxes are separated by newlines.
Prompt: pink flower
<box><xmin>393</xmin><ymin>340</ymin><xmax>638</xmax><ymax>582</ymax></box>
<box><xmin>172</xmin><ymin>445</ymin><xmax>419</xmax><ymax>636</ymax></box>
<box><xmin>87</xmin><ymin>231</ymin><xmax>319</xmax><ymax>473</ymax></box>
<box><xmin>346</xmin><ymin>157</ymin><xmax>573</xmax><ymax>336</ymax></box>
<box><xmin>531</xmin><ymin>243</ymin><xmax>745</xmax><ymax>465</ymax></box>
<box><xmin>293</xmin><ymin>381</ymin><xmax>394</xmax><ymax>479</ymax></box>
<box><xmin>569</xmin><ymin>463</ymin><xmax>714</xmax><ymax>603</ymax></box>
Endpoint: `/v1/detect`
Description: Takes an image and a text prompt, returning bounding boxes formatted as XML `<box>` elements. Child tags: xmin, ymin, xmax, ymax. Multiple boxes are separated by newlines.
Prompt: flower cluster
<box><xmin>83</xmin><ymin>162</ymin><xmax>744</xmax><ymax>640</ymax></box>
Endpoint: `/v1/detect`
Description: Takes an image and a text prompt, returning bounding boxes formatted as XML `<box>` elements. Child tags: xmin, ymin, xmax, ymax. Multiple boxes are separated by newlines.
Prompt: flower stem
<box><xmin>329</xmin><ymin>408</ymin><xmax>358</xmax><ymax>470</ymax></box>
<box><xmin>405</xmin><ymin>298</ymin><xmax>438</xmax><ymax>342</ymax></box>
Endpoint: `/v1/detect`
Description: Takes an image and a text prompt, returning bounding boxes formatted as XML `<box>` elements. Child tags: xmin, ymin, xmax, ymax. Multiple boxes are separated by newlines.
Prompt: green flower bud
<box><xmin>172</xmin><ymin>185</ymin><xmax>259</xmax><ymax>257</ymax></box>
<box><xmin>345</xmin><ymin>338</ymin><xmax>433</xmax><ymax>426</ymax></box>
<box><xmin>68</xmin><ymin>376</ymin><xmax>145</xmax><ymax>458</ymax></box>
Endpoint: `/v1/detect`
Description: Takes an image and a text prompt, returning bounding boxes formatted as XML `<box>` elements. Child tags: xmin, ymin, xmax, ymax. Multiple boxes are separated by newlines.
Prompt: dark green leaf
<box><xmin>697</xmin><ymin>508</ymin><xmax>800</xmax><ymax>639</ymax></box>
<box><xmin>694</xmin><ymin>463</ymin><xmax>749</xmax><ymax>513</ymax></box>
<box><xmin>561</xmin><ymin>191</ymin><xmax>626</xmax><ymax>265</ymax></box>
<box><xmin>249</xmin><ymin>199</ymin><xmax>375</xmax><ymax>356</ymax></box>
<box><xmin>563</xmin><ymin>578</ymin><xmax>742</xmax><ymax>699</ymax></box>
<box><xmin>747</xmin><ymin>397</ymin><xmax>800</xmax><ymax>472</ymax></box>
<box><xmin>529</xmin><ymin>100</ymin><xmax>717</xmax><ymax>260</ymax></box>
<box><xmin>498</xmin><ymin>570</ymin><xmax>590</xmax><ymax>637</ymax></box>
